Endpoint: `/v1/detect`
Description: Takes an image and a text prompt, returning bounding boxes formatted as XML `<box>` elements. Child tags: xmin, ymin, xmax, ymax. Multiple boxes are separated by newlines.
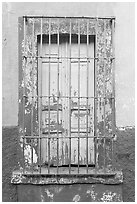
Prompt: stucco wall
<box><xmin>2</xmin><ymin>2</ymin><xmax>135</xmax><ymax>127</ymax></box>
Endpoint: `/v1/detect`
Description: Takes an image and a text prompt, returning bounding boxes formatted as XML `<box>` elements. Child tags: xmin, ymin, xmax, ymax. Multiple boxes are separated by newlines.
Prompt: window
<box><xmin>19</xmin><ymin>16</ymin><xmax>115</xmax><ymax>175</ymax></box>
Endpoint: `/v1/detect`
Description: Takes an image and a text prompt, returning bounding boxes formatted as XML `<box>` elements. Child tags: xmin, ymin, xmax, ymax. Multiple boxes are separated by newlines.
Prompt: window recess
<box><xmin>19</xmin><ymin>16</ymin><xmax>116</xmax><ymax>175</ymax></box>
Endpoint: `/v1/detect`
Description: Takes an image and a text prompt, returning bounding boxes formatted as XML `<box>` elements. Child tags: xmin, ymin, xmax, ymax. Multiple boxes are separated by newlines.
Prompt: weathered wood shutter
<box><xmin>38</xmin><ymin>34</ymin><xmax>95</xmax><ymax>166</ymax></box>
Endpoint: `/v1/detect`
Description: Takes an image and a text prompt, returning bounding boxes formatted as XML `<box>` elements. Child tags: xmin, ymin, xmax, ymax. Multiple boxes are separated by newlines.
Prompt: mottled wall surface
<box><xmin>2</xmin><ymin>127</ymin><xmax>18</xmax><ymax>202</ymax></box>
<box><xmin>2</xmin><ymin>2</ymin><xmax>134</xmax><ymax>127</ymax></box>
<box><xmin>17</xmin><ymin>184</ymin><xmax>123</xmax><ymax>202</ymax></box>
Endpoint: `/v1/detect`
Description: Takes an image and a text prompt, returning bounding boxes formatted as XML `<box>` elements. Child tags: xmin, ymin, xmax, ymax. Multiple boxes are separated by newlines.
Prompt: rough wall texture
<box><xmin>17</xmin><ymin>184</ymin><xmax>123</xmax><ymax>202</ymax></box>
<box><xmin>2</xmin><ymin>127</ymin><xmax>18</xmax><ymax>202</ymax></box>
<box><xmin>2</xmin><ymin>127</ymin><xmax>135</xmax><ymax>202</ymax></box>
<box><xmin>114</xmin><ymin>127</ymin><xmax>135</xmax><ymax>202</ymax></box>
<box><xmin>2</xmin><ymin>2</ymin><xmax>135</xmax><ymax>127</ymax></box>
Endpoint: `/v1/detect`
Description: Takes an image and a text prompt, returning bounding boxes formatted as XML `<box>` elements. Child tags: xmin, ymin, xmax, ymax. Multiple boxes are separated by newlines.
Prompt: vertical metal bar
<box><xmin>31</xmin><ymin>18</ymin><xmax>35</xmax><ymax>173</ymax></box>
<box><xmin>112</xmin><ymin>18</ymin><xmax>115</xmax><ymax>168</ymax></box>
<box><xmin>94</xmin><ymin>18</ymin><xmax>98</xmax><ymax>172</ymax></box>
<box><xmin>38</xmin><ymin>17</ymin><xmax>43</xmax><ymax>173</ymax></box>
<box><xmin>48</xmin><ymin>18</ymin><xmax>51</xmax><ymax>174</ymax></box>
<box><xmin>23</xmin><ymin>17</ymin><xmax>26</xmax><ymax>174</ymax></box>
<box><xmin>65</xmin><ymin>43</ymin><xmax>67</xmax><ymax>143</ymax></box>
<box><xmin>78</xmin><ymin>20</ymin><xmax>80</xmax><ymax>174</ymax></box>
<box><xmin>60</xmin><ymin>41</ymin><xmax>63</xmax><ymax>165</ymax></box>
<box><xmin>86</xmin><ymin>20</ymin><xmax>89</xmax><ymax>173</ymax></box>
<box><xmin>69</xmin><ymin>19</ymin><xmax>72</xmax><ymax>174</ymax></box>
<box><xmin>103</xmin><ymin>20</ymin><xmax>106</xmax><ymax>172</ymax></box>
<box><xmin>57</xmin><ymin>19</ymin><xmax>60</xmax><ymax>174</ymax></box>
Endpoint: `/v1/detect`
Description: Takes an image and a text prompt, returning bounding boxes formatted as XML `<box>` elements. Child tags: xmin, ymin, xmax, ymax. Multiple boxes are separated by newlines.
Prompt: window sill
<box><xmin>11</xmin><ymin>169</ymin><xmax>123</xmax><ymax>185</ymax></box>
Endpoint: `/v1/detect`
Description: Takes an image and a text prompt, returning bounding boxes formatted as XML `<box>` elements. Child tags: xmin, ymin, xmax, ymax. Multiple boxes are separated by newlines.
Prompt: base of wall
<box><xmin>17</xmin><ymin>183</ymin><xmax>123</xmax><ymax>202</ymax></box>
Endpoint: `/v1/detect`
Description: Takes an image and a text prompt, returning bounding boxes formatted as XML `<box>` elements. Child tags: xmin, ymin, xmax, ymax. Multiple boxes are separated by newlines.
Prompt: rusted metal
<box><xmin>86</xmin><ymin>19</ymin><xmax>89</xmax><ymax>173</ymax></box>
<box><xmin>23</xmin><ymin>135</ymin><xmax>114</xmax><ymax>139</ymax></box>
<box><xmin>23</xmin><ymin>15</ymin><xmax>116</xmax><ymax>19</ymax></box>
<box><xmin>30</xmin><ymin>18</ymin><xmax>35</xmax><ymax>173</ymax></box>
<box><xmin>48</xmin><ymin>18</ymin><xmax>51</xmax><ymax>174</ymax></box>
<box><xmin>69</xmin><ymin>36</ymin><xmax>71</xmax><ymax>172</ymax></box>
<box><xmin>103</xmin><ymin>20</ymin><xmax>106</xmax><ymax>171</ymax></box>
<box><xmin>111</xmin><ymin>18</ymin><xmax>116</xmax><ymax>168</ymax></box>
<box><xmin>57</xmin><ymin>18</ymin><xmax>60</xmax><ymax>174</ymax></box>
<box><xmin>94</xmin><ymin>18</ymin><xmax>98</xmax><ymax>172</ymax></box>
<box><xmin>24</xmin><ymin>56</ymin><xmax>114</xmax><ymax>60</ymax></box>
<box><xmin>38</xmin><ymin>17</ymin><xmax>43</xmax><ymax>173</ymax></box>
<box><xmin>22</xmin><ymin>16</ymin><xmax>26</xmax><ymax>174</ymax></box>
<box><xmin>78</xmin><ymin>19</ymin><xmax>80</xmax><ymax>174</ymax></box>
<box><xmin>25</xmin><ymin>95</ymin><xmax>114</xmax><ymax>99</ymax></box>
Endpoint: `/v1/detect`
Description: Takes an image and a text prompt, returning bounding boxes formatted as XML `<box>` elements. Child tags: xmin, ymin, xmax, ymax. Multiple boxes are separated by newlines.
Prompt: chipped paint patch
<box><xmin>41</xmin><ymin>194</ymin><xmax>45</xmax><ymax>202</ymax></box>
<box><xmin>87</xmin><ymin>187</ymin><xmax>98</xmax><ymax>201</ymax></box>
<box><xmin>24</xmin><ymin>144</ymin><xmax>38</xmax><ymax>164</ymax></box>
<box><xmin>101</xmin><ymin>191</ymin><xmax>122</xmax><ymax>202</ymax></box>
<box><xmin>45</xmin><ymin>189</ymin><xmax>54</xmax><ymax>201</ymax></box>
<box><xmin>73</xmin><ymin>194</ymin><xmax>81</xmax><ymax>202</ymax></box>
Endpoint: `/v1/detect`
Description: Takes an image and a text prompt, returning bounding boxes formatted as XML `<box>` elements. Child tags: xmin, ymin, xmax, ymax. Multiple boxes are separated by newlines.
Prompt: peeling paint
<box><xmin>45</xmin><ymin>189</ymin><xmax>54</xmax><ymax>201</ymax></box>
<box><xmin>87</xmin><ymin>187</ymin><xmax>97</xmax><ymax>201</ymax></box>
<box><xmin>24</xmin><ymin>144</ymin><xmax>37</xmax><ymax>164</ymax></box>
<box><xmin>40</xmin><ymin>194</ymin><xmax>45</xmax><ymax>202</ymax></box>
<box><xmin>100</xmin><ymin>191</ymin><xmax>122</xmax><ymax>202</ymax></box>
<box><xmin>73</xmin><ymin>194</ymin><xmax>81</xmax><ymax>202</ymax></box>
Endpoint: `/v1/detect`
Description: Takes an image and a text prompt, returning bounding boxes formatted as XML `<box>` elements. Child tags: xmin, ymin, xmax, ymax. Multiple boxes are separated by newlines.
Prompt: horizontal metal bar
<box><xmin>22</xmin><ymin>172</ymin><xmax>116</xmax><ymax>177</ymax></box>
<box><xmin>23</xmin><ymin>95</ymin><xmax>115</xmax><ymax>99</ymax></box>
<box><xmin>23</xmin><ymin>15</ymin><xmax>116</xmax><ymax>20</ymax></box>
<box><xmin>22</xmin><ymin>135</ymin><xmax>114</xmax><ymax>139</ymax></box>
<box><xmin>38</xmin><ymin>164</ymin><xmax>95</xmax><ymax>168</ymax></box>
<box><xmin>42</xmin><ymin>60</ymin><xmax>114</xmax><ymax>64</ymax></box>
<box><xmin>42</xmin><ymin>130</ymin><xmax>91</xmax><ymax>134</ymax></box>
<box><xmin>42</xmin><ymin>61</ymin><xmax>62</xmax><ymax>64</ymax></box>
<box><xmin>42</xmin><ymin>108</ymin><xmax>90</xmax><ymax>112</ymax></box>
<box><xmin>23</xmin><ymin>55</ymin><xmax>115</xmax><ymax>60</ymax></box>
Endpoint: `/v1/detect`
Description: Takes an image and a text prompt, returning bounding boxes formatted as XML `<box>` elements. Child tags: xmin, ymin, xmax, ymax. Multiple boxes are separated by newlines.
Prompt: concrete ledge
<box><xmin>11</xmin><ymin>170</ymin><xmax>123</xmax><ymax>185</ymax></box>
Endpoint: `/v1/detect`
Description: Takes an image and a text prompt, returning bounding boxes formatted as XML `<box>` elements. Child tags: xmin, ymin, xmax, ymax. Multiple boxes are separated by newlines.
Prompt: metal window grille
<box><xmin>19</xmin><ymin>16</ymin><xmax>115</xmax><ymax>175</ymax></box>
